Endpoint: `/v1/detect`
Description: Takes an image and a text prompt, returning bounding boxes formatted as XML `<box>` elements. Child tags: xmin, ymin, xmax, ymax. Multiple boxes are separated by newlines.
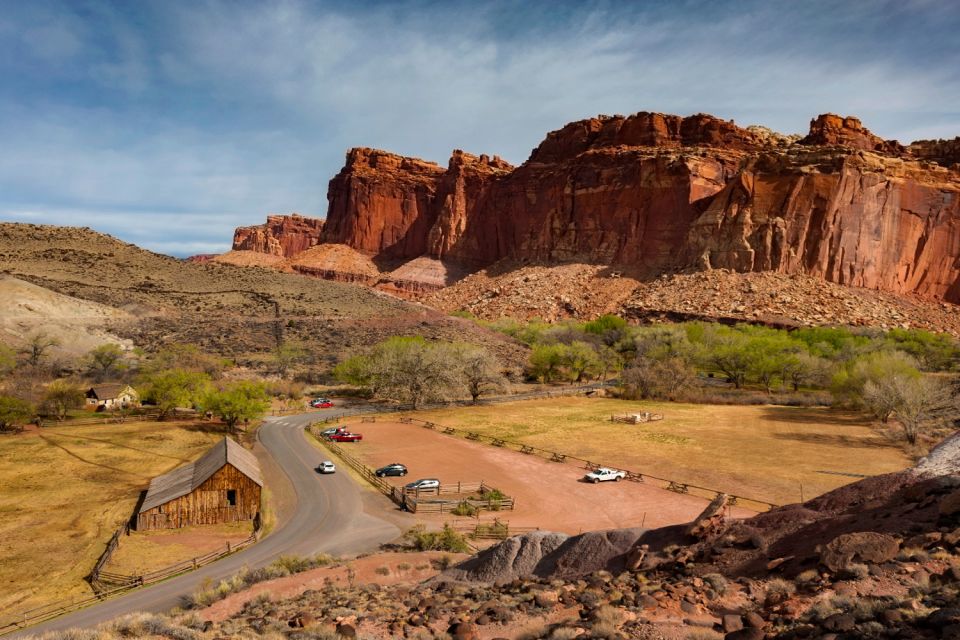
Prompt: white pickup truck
<box><xmin>583</xmin><ymin>467</ymin><xmax>626</xmax><ymax>483</ymax></box>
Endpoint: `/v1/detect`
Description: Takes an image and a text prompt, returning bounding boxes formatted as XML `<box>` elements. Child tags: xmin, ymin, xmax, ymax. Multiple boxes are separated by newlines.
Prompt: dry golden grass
<box><xmin>103</xmin><ymin>521</ymin><xmax>253</xmax><ymax>576</ymax></box>
<box><xmin>408</xmin><ymin>397</ymin><xmax>911</xmax><ymax>506</ymax></box>
<box><xmin>0</xmin><ymin>421</ymin><xmax>224</xmax><ymax>615</ymax></box>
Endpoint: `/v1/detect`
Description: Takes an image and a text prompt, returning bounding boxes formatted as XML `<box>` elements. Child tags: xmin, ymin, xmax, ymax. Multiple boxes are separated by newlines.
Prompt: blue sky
<box><xmin>1</xmin><ymin>0</ymin><xmax>959</xmax><ymax>257</ymax></box>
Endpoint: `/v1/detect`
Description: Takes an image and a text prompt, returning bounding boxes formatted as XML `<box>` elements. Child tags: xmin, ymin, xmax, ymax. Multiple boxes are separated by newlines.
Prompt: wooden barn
<box><xmin>136</xmin><ymin>437</ymin><xmax>262</xmax><ymax>531</ymax></box>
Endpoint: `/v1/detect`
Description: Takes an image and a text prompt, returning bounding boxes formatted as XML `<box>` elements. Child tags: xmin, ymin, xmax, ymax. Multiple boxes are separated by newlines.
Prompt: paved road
<box><xmin>7</xmin><ymin>413</ymin><xmax>401</xmax><ymax>638</ymax></box>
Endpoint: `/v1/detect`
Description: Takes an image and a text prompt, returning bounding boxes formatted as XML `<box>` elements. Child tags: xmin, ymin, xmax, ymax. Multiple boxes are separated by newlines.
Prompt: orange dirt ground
<box><xmin>333</xmin><ymin>421</ymin><xmax>755</xmax><ymax>534</ymax></box>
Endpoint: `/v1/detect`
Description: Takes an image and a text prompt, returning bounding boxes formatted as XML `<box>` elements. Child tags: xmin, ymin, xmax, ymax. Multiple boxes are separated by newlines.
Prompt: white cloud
<box><xmin>1</xmin><ymin>0</ymin><xmax>958</xmax><ymax>257</ymax></box>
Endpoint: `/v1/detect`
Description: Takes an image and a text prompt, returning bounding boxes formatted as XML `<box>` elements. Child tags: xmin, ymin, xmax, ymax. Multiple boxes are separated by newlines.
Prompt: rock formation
<box><xmin>233</xmin><ymin>111</ymin><xmax>960</xmax><ymax>305</ymax></box>
<box><xmin>232</xmin><ymin>213</ymin><xmax>324</xmax><ymax>257</ymax></box>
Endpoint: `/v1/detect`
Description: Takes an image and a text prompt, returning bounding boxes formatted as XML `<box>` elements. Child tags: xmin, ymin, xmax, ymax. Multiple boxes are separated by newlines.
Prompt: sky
<box><xmin>1</xmin><ymin>0</ymin><xmax>959</xmax><ymax>257</ymax></box>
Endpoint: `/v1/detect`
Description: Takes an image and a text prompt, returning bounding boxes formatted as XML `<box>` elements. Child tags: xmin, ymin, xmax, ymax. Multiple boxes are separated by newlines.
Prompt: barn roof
<box><xmin>138</xmin><ymin>437</ymin><xmax>262</xmax><ymax>513</ymax></box>
<box><xmin>87</xmin><ymin>383</ymin><xmax>134</xmax><ymax>399</ymax></box>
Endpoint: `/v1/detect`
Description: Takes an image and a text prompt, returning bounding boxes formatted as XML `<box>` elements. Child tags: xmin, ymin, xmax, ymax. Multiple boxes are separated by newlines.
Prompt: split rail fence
<box><xmin>324</xmin><ymin>415</ymin><xmax>780</xmax><ymax>513</ymax></box>
<box><xmin>0</xmin><ymin>515</ymin><xmax>262</xmax><ymax>636</ymax></box>
<box><xmin>312</xmin><ymin>430</ymin><xmax>514</xmax><ymax>514</ymax></box>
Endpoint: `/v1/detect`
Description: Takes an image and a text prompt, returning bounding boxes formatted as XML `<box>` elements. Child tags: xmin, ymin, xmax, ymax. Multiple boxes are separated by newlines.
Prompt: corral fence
<box><xmin>311</xmin><ymin>428</ymin><xmax>514</xmax><ymax>515</ymax></box>
<box><xmin>36</xmin><ymin>408</ymin><xmax>200</xmax><ymax>429</ymax></box>
<box><xmin>329</xmin><ymin>415</ymin><xmax>781</xmax><ymax>513</ymax></box>
<box><xmin>456</xmin><ymin>518</ymin><xmax>541</xmax><ymax>540</ymax></box>
<box><xmin>0</xmin><ymin>515</ymin><xmax>263</xmax><ymax>636</ymax></box>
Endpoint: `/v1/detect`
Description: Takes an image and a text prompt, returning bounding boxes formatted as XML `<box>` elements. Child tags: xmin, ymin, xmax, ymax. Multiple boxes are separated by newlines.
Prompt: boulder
<box><xmin>819</xmin><ymin>532</ymin><xmax>901</xmax><ymax>573</ymax></box>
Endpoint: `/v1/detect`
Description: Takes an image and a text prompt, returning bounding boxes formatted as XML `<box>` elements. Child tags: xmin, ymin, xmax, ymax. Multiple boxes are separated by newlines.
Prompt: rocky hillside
<box><xmin>0</xmin><ymin>223</ymin><xmax>527</xmax><ymax>367</ymax></box>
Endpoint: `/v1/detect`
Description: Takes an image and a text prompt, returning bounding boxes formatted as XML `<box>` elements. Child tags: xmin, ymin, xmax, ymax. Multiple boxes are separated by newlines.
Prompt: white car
<box><xmin>316</xmin><ymin>461</ymin><xmax>336</xmax><ymax>474</ymax></box>
<box><xmin>584</xmin><ymin>467</ymin><xmax>625</xmax><ymax>483</ymax></box>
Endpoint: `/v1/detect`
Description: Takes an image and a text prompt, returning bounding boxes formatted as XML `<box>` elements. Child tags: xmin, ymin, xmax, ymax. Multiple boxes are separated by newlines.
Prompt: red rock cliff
<box><xmin>318</xmin><ymin>112</ymin><xmax>960</xmax><ymax>303</ymax></box>
<box><xmin>232</xmin><ymin>214</ymin><xmax>324</xmax><ymax>257</ymax></box>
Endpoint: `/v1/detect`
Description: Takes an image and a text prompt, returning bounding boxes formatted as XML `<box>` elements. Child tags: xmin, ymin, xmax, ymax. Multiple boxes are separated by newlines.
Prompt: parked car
<box><xmin>310</xmin><ymin>398</ymin><xmax>334</xmax><ymax>408</ymax></box>
<box><xmin>404</xmin><ymin>478</ymin><xmax>440</xmax><ymax>491</ymax></box>
<box><xmin>583</xmin><ymin>467</ymin><xmax>626</xmax><ymax>483</ymax></box>
<box><xmin>316</xmin><ymin>461</ymin><xmax>336</xmax><ymax>474</ymax></box>
<box><xmin>321</xmin><ymin>426</ymin><xmax>348</xmax><ymax>437</ymax></box>
<box><xmin>375</xmin><ymin>463</ymin><xmax>408</xmax><ymax>477</ymax></box>
<box><xmin>329</xmin><ymin>431</ymin><xmax>362</xmax><ymax>442</ymax></box>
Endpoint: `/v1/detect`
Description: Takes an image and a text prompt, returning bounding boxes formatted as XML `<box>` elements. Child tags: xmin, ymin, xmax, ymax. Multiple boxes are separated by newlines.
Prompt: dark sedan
<box><xmin>375</xmin><ymin>463</ymin><xmax>408</xmax><ymax>477</ymax></box>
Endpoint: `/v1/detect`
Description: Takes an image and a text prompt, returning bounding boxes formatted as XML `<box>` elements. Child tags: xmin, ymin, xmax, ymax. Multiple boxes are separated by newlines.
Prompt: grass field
<box><xmin>407</xmin><ymin>397</ymin><xmax>912</xmax><ymax>506</ymax></box>
<box><xmin>103</xmin><ymin>522</ymin><xmax>253</xmax><ymax>577</ymax></box>
<box><xmin>0</xmin><ymin>421</ymin><xmax>225</xmax><ymax>615</ymax></box>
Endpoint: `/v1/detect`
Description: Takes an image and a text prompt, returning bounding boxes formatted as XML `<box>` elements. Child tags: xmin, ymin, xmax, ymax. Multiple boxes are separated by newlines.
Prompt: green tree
<box><xmin>41</xmin><ymin>380</ymin><xmax>85</xmax><ymax>420</ymax></box>
<box><xmin>203</xmin><ymin>381</ymin><xmax>270</xmax><ymax>431</ymax></box>
<box><xmin>702</xmin><ymin>329</ymin><xmax>754</xmax><ymax>389</ymax></box>
<box><xmin>563</xmin><ymin>341</ymin><xmax>602</xmax><ymax>382</ymax></box>
<box><xmin>831</xmin><ymin>350</ymin><xmax>921</xmax><ymax>411</ymax></box>
<box><xmin>884</xmin><ymin>328</ymin><xmax>960</xmax><ymax>371</ymax></box>
<box><xmin>332</xmin><ymin>354</ymin><xmax>373</xmax><ymax>387</ymax></box>
<box><xmin>140</xmin><ymin>369</ymin><xmax>212</xmax><ymax>419</ymax></box>
<box><xmin>527</xmin><ymin>343</ymin><xmax>568</xmax><ymax>383</ymax></box>
<box><xmin>86</xmin><ymin>343</ymin><xmax>127</xmax><ymax>381</ymax></box>
<box><xmin>0</xmin><ymin>396</ymin><xmax>34</xmax><ymax>431</ymax></box>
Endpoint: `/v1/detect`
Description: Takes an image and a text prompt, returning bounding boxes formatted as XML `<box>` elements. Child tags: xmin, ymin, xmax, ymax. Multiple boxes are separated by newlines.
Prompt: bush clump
<box><xmin>403</xmin><ymin>524</ymin><xmax>471</xmax><ymax>553</ymax></box>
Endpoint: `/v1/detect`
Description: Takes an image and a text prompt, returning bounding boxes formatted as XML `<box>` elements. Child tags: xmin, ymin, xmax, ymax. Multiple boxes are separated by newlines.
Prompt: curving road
<box><xmin>7</xmin><ymin>412</ymin><xmax>402</xmax><ymax>638</ymax></box>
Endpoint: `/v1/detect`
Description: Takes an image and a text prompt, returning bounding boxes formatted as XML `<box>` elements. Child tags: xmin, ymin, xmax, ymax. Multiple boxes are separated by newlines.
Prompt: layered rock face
<box><xmin>232</xmin><ymin>213</ymin><xmax>324</xmax><ymax>257</ymax></box>
<box><xmin>320</xmin><ymin>111</ymin><xmax>960</xmax><ymax>303</ymax></box>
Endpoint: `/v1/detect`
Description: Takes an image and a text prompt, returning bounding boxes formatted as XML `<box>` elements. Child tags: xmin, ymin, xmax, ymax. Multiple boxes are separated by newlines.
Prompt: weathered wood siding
<box><xmin>136</xmin><ymin>464</ymin><xmax>261</xmax><ymax>531</ymax></box>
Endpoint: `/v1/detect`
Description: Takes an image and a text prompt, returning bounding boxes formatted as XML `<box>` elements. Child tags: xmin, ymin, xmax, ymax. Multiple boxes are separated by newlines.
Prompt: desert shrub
<box><xmin>829</xmin><ymin>594</ymin><xmax>855</xmax><ymax>611</ymax></box>
<box><xmin>547</xmin><ymin>627</ymin><xmax>581</xmax><ymax>640</ymax></box>
<box><xmin>805</xmin><ymin>599</ymin><xmax>839</xmax><ymax>622</ymax></box>
<box><xmin>403</xmin><ymin>524</ymin><xmax>471</xmax><ymax>553</ymax></box>
<box><xmin>397</xmin><ymin>562</ymin><xmax>411</xmax><ymax>571</ymax></box>
<box><xmin>430</xmin><ymin>554</ymin><xmax>454</xmax><ymax>570</ymax></box>
<box><xmin>842</xmin><ymin>562</ymin><xmax>870</xmax><ymax>580</ymax></box>
<box><xmin>685</xmin><ymin>631</ymin><xmax>724</xmax><ymax>640</ymax></box>
<box><xmin>112</xmin><ymin>612</ymin><xmax>199</xmax><ymax>640</ymax></box>
<box><xmin>795</xmin><ymin>568</ymin><xmax>820</xmax><ymax>585</ymax></box>
<box><xmin>897</xmin><ymin>547</ymin><xmax>931</xmax><ymax>562</ymax></box>
<box><xmin>374</xmin><ymin>566</ymin><xmax>390</xmax><ymax>576</ymax></box>
<box><xmin>185</xmin><ymin>554</ymin><xmax>333</xmax><ymax>608</ymax></box>
<box><xmin>851</xmin><ymin>598</ymin><xmax>889</xmax><ymax>622</ymax></box>
<box><xmin>702</xmin><ymin>573</ymin><xmax>728</xmax><ymax>595</ymax></box>
<box><xmin>451</xmin><ymin>501</ymin><xmax>478</xmax><ymax>517</ymax></box>
<box><xmin>764</xmin><ymin>577</ymin><xmax>796</xmax><ymax>604</ymax></box>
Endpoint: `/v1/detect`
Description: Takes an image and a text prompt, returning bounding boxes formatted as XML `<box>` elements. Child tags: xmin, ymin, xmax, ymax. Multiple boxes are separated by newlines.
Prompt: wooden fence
<box><xmin>330</xmin><ymin>415</ymin><xmax>780</xmax><ymax>512</ymax></box>
<box><xmin>313</xmin><ymin>429</ymin><xmax>514</xmax><ymax>514</ymax></box>
<box><xmin>458</xmin><ymin>518</ymin><xmax>539</xmax><ymax>540</ymax></box>
<box><xmin>89</xmin><ymin>512</ymin><xmax>262</xmax><ymax>592</ymax></box>
<box><xmin>2</xmin><ymin>515</ymin><xmax>261</xmax><ymax>636</ymax></box>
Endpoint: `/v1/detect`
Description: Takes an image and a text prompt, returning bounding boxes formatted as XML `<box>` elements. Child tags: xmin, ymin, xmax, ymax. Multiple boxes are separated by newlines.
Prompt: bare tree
<box><xmin>865</xmin><ymin>375</ymin><xmax>960</xmax><ymax>444</ymax></box>
<box><xmin>21</xmin><ymin>332</ymin><xmax>61</xmax><ymax>366</ymax></box>
<box><xmin>456</xmin><ymin>346</ymin><xmax>506</xmax><ymax>403</ymax></box>
<box><xmin>621</xmin><ymin>357</ymin><xmax>697</xmax><ymax>401</ymax></box>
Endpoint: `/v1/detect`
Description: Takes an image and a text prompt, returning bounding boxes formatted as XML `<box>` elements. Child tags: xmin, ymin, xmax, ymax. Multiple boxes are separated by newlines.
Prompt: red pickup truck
<box><xmin>328</xmin><ymin>431</ymin><xmax>363</xmax><ymax>442</ymax></box>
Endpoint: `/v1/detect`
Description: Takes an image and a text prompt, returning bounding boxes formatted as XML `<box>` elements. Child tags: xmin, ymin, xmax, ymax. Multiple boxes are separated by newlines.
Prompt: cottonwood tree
<box><xmin>455</xmin><ymin>346</ymin><xmax>507</xmax><ymax>403</ymax></box>
<box><xmin>86</xmin><ymin>344</ymin><xmax>127</xmax><ymax>381</ymax></box>
<box><xmin>0</xmin><ymin>396</ymin><xmax>33</xmax><ymax>432</ymax></box>
<box><xmin>41</xmin><ymin>380</ymin><xmax>85</xmax><ymax>420</ymax></box>
<box><xmin>140</xmin><ymin>369</ymin><xmax>211</xmax><ymax>419</ymax></box>
<box><xmin>335</xmin><ymin>337</ymin><xmax>464</xmax><ymax>409</ymax></box>
<box><xmin>831</xmin><ymin>350</ymin><xmax>921</xmax><ymax>408</ymax></box>
<box><xmin>203</xmin><ymin>381</ymin><xmax>270</xmax><ymax>432</ymax></box>
<box><xmin>527</xmin><ymin>343</ymin><xmax>567</xmax><ymax>383</ymax></box>
<box><xmin>621</xmin><ymin>357</ymin><xmax>696</xmax><ymax>400</ymax></box>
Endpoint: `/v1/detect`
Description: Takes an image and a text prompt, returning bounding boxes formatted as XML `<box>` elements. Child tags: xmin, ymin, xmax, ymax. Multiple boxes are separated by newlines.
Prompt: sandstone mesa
<box><xmin>232</xmin><ymin>111</ymin><xmax>960</xmax><ymax>305</ymax></box>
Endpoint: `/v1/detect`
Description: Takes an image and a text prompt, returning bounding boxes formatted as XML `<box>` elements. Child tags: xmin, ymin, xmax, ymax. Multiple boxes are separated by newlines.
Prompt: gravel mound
<box><xmin>437</xmin><ymin>527</ymin><xmax>646</xmax><ymax>584</ymax></box>
<box><xmin>915</xmin><ymin>431</ymin><xmax>960</xmax><ymax>477</ymax></box>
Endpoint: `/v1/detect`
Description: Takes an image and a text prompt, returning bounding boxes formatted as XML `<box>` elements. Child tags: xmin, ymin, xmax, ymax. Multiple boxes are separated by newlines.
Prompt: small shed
<box><xmin>86</xmin><ymin>384</ymin><xmax>139</xmax><ymax>411</ymax></box>
<box><xmin>136</xmin><ymin>437</ymin><xmax>262</xmax><ymax>531</ymax></box>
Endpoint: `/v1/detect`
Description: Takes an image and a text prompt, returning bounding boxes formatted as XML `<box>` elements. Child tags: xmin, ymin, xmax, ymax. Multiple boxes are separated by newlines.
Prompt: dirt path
<box><xmin>345</xmin><ymin>421</ymin><xmax>754</xmax><ymax>534</ymax></box>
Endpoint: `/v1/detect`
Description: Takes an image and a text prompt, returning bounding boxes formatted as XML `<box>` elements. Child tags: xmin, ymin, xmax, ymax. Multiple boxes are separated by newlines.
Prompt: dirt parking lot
<box><xmin>334</xmin><ymin>421</ymin><xmax>754</xmax><ymax>534</ymax></box>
